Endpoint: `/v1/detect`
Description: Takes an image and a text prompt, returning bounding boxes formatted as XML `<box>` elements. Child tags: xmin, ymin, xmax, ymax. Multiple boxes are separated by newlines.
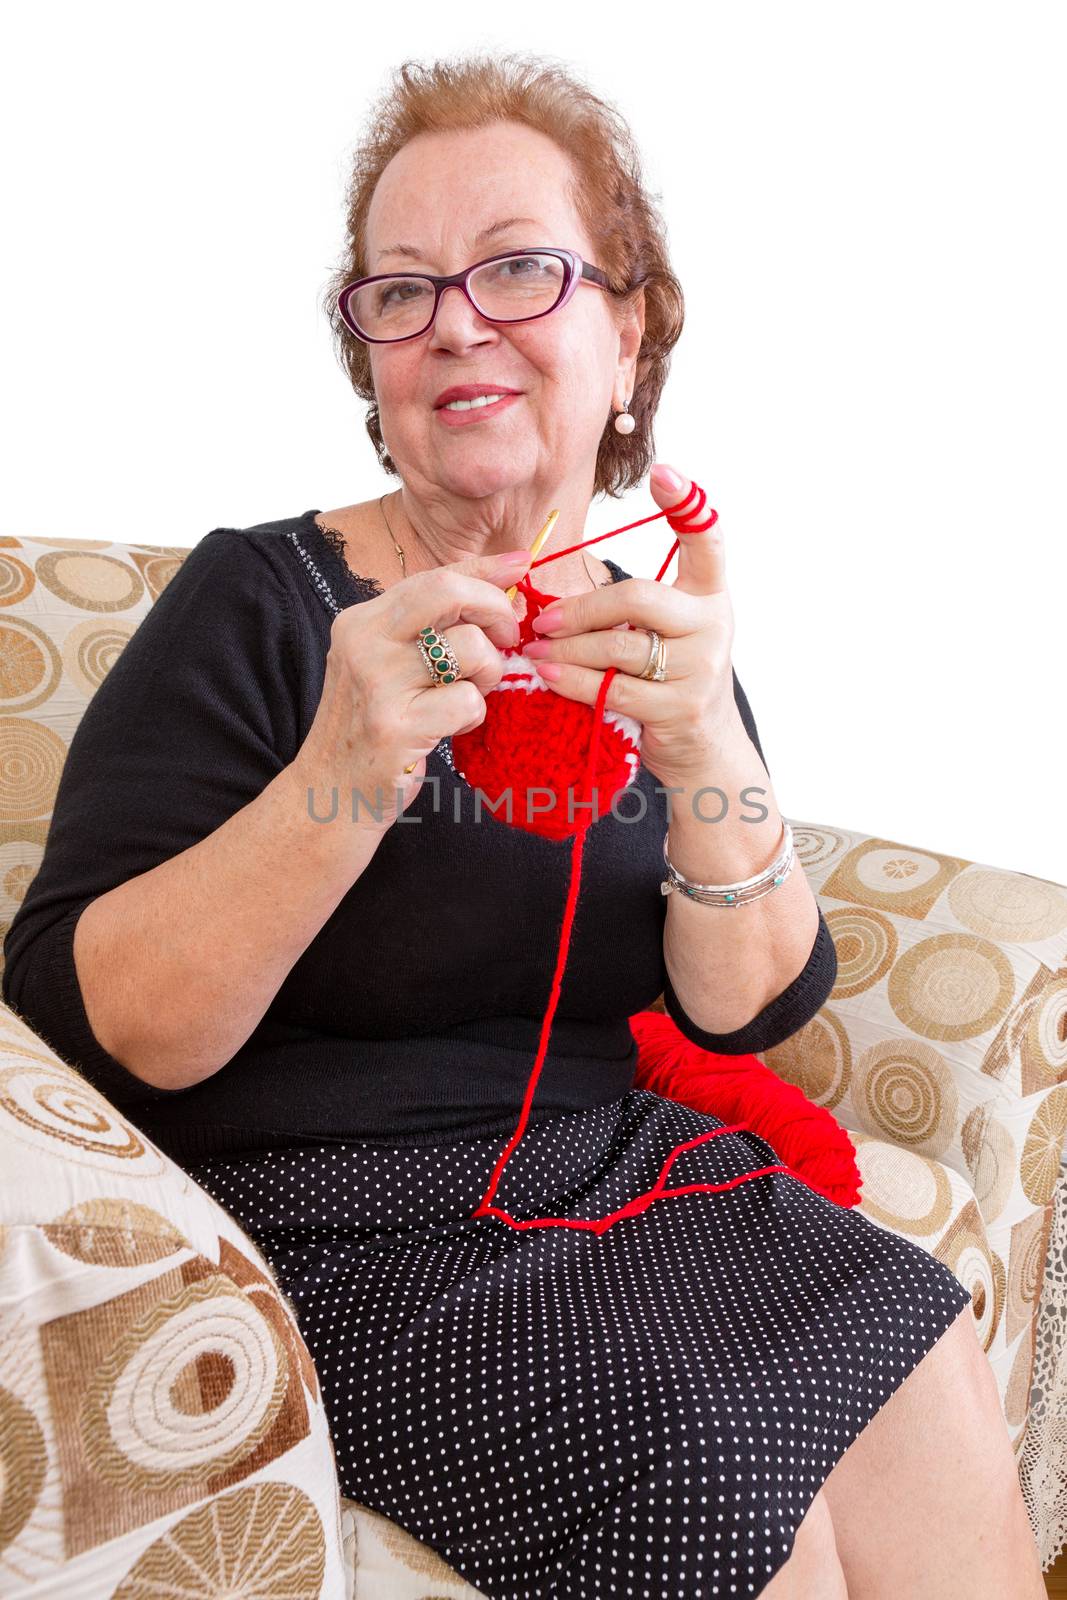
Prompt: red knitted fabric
<box><xmin>450</xmin><ymin>652</ymin><xmax>641</xmax><ymax>841</ymax></box>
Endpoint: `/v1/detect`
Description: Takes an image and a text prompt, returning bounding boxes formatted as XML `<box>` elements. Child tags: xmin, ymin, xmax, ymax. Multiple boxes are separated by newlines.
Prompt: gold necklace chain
<box><xmin>378</xmin><ymin>491</ymin><xmax>609</xmax><ymax>596</ymax></box>
<box><xmin>378</xmin><ymin>491</ymin><xmax>434</xmax><ymax>777</ymax></box>
<box><xmin>379</xmin><ymin>490</ymin><xmax>438</xmax><ymax>581</ymax></box>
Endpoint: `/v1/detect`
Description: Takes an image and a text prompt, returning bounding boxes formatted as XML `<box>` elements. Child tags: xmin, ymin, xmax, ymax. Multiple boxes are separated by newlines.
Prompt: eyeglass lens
<box><xmin>347</xmin><ymin>252</ymin><xmax>568</xmax><ymax>340</ymax></box>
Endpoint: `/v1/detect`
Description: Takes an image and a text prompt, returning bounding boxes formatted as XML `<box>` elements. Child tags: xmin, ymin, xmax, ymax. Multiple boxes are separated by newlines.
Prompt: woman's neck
<box><xmin>315</xmin><ymin>494</ymin><xmax>616</xmax><ymax>598</ymax></box>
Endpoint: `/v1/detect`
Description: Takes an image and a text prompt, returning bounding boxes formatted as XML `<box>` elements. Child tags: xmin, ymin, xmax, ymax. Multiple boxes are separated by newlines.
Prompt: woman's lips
<box><xmin>435</xmin><ymin>392</ymin><xmax>522</xmax><ymax>427</ymax></box>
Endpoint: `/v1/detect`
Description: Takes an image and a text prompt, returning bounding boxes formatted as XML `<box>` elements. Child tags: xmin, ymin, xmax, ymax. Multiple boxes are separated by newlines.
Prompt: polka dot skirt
<box><xmin>188</xmin><ymin>1087</ymin><xmax>972</xmax><ymax>1599</ymax></box>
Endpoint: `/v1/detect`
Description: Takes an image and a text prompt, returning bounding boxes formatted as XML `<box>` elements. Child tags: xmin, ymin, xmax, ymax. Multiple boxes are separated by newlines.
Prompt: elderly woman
<box><xmin>3</xmin><ymin>53</ymin><xmax>1043</xmax><ymax>1600</ymax></box>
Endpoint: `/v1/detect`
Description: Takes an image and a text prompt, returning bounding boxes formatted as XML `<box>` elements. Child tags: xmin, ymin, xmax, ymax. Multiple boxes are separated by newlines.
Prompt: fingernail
<box><xmin>655</xmin><ymin>465</ymin><xmax>683</xmax><ymax>490</ymax></box>
<box><xmin>533</xmin><ymin>605</ymin><xmax>564</xmax><ymax>632</ymax></box>
<box><xmin>497</xmin><ymin>549</ymin><xmax>531</xmax><ymax>568</ymax></box>
<box><xmin>539</xmin><ymin>662</ymin><xmax>564</xmax><ymax>681</ymax></box>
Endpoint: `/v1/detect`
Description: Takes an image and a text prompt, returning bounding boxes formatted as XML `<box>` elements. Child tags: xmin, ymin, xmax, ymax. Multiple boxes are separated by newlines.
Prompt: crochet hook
<box><xmin>507</xmin><ymin>509</ymin><xmax>558</xmax><ymax>604</ymax></box>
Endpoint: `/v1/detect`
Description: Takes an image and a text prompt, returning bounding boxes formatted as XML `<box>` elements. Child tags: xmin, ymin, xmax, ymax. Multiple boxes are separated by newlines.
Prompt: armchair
<box><xmin>1</xmin><ymin>529</ymin><xmax>1064</xmax><ymax>1593</ymax></box>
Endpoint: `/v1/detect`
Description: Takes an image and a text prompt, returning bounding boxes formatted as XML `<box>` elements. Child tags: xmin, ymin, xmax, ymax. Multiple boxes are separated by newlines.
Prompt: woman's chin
<box><xmin>429</xmin><ymin>454</ymin><xmax>538</xmax><ymax>501</ymax></box>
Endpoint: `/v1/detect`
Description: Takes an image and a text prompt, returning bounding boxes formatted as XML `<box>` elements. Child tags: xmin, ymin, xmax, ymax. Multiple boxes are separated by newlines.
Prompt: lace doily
<box><xmin>1019</xmin><ymin>1164</ymin><xmax>1067</xmax><ymax>1571</ymax></box>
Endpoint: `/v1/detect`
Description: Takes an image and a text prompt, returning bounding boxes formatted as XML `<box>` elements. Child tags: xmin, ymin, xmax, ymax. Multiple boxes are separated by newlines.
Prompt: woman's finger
<box><xmin>410</xmin><ymin>676</ymin><xmax>490</xmax><ymax>752</ymax></box>
<box><xmin>376</xmin><ymin>554</ymin><xmax>531</xmax><ymax>651</ymax></box>
<box><xmin>649</xmin><ymin>464</ymin><xmax>726</xmax><ymax>598</ymax></box>
<box><xmin>406</xmin><ymin>621</ymin><xmax>512</xmax><ymax>696</ymax></box>
<box><xmin>529</xmin><ymin>657</ymin><xmax>668</xmax><ymax>721</ymax></box>
<box><xmin>524</xmin><ymin>624</ymin><xmax>702</xmax><ymax>681</ymax></box>
<box><xmin>529</xmin><ymin>576</ymin><xmax>705</xmax><ymax>644</ymax></box>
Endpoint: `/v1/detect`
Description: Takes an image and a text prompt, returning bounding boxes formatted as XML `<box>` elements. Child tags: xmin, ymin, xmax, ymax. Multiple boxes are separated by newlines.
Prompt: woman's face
<box><xmin>363</xmin><ymin>121</ymin><xmax>644</xmax><ymax>512</ymax></box>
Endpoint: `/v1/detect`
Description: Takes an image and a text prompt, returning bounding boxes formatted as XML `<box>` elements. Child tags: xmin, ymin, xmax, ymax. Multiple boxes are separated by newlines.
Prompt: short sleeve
<box><xmin>1</xmin><ymin>528</ymin><xmax>301</xmax><ymax>1106</ymax></box>
<box><xmin>660</xmin><ymin>667</ymin><xmax>838</xmax><ymax>1054</ymax></box>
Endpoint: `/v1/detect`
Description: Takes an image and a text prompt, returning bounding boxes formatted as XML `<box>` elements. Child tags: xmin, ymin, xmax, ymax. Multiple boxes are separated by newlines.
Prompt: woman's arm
<box><xmin>2</xmin><ymin>527</ymin><xmax>527</xmax><ymax>1102</ymax></box>
<box><xmin>2</xmin><ymin>527</ymin><xmax>385</xmax><ymax>1103</ymax></box>
<box><xmin>73</xmin><ymin>756</ymin><xmax>385</xmax><ymax>1092</ymax></box>
<box><xmin>660</xmin><ymin>669</ymin><xmax>834</xmax><ymax>1048</ymax></box>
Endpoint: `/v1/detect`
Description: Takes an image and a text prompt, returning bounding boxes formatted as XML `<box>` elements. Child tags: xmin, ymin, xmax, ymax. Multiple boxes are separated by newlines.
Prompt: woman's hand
<box><xmin>293</xmin><ymin>548</ymin><xmax>532</xmax><ymax>832</ymax></box>
<box><xmin>522</xmin><ymin>464</ymin><xmax>736</xmax><ymax>790</ymax></box>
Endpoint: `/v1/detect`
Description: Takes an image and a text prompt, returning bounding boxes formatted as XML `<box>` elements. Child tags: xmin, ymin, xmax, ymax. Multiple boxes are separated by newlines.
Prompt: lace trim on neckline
<box><xmin>308</xmin><ymin>519</ymin><xmax>386</xmax><ymax>601</ymax></box>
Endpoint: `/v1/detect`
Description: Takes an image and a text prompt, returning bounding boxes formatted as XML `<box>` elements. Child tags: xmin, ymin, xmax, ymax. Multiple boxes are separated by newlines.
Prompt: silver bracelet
<box><xmin>660</xmin><ymin>819</ymin><xmax>795</xmax><ymax>907</ymax></box>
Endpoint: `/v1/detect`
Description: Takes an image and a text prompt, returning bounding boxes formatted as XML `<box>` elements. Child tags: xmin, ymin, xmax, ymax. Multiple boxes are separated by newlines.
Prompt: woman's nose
<box><xmin>429</xmin><ymin>283</ymin><xmax>496</xmax><ymax>345</ymax></box>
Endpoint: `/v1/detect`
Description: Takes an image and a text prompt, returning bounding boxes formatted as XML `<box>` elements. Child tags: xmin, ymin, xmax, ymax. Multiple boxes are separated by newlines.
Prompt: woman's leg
<box><xmin>819</xmin><ymin>1304</ymin><xmax>1045</xmax><ymax>1598</ymax></box>
<box><xmin>760</xmin><ymin>1489</ymin><xmax>848</xmax><ymax>1599</ymax></box>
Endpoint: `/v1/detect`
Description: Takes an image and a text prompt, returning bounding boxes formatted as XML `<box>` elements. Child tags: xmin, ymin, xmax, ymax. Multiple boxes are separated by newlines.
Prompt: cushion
<box><xmin>0</xmin><ymin>1003</ymin><xmax>347</xmax><ymax>1597</ymax></box>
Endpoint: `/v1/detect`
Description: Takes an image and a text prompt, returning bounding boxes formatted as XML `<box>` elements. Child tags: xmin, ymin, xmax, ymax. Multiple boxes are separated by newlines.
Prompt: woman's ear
<box><xmin>615</xmin><ymin>286</ymin><xmax>645</xmax><ymax>395</ymax></box>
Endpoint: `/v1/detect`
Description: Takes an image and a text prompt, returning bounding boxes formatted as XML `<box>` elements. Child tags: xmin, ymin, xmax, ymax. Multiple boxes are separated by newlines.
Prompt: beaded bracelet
<box><xmin>659</xmin><ymin>820</ymin><xmax>795</xmax><ymax>907</ymax></box>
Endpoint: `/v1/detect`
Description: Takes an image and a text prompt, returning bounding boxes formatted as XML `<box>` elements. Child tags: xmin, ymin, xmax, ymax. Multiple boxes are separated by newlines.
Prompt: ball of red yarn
<box><xmin>451</xmin><ymin>650</ymin><xmax>641</xmax><ymax>841</ymax></box>
<box><xmin>629</xmin><ymin>1008</ymin><xmax>862</xmax><ymax>1208</ymax></box>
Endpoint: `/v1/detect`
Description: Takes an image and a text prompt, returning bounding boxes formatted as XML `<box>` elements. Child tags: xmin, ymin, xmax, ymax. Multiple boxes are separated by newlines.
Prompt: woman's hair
<box><xmin>320</xmin><ymin>51</ymin><xmax>685</xmax><ymax>499</ymax></box>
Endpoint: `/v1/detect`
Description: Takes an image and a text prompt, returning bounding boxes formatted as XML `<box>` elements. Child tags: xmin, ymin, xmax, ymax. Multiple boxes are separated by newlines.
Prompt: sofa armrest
<box><xmin>0</xmin><ymin>997</ymin><xmax>347</xmax><ymax>1594</ymax></box>
<box><xmin>760</xmin><ymin>820</ymin><xmax>1067</xmax><ymax>1217</ymax></box>
<box><xmin>752</xmin><ymin>818</ymin><xmax>1067</xmax><ymax>1456</ymax></box>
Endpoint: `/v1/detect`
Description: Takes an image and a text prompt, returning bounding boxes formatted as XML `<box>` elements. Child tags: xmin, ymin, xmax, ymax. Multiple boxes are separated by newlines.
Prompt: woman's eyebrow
<box><xmin>375</xmin><ymin>216</ymin><xmax>546</xmax><ymax>267</ymax></box>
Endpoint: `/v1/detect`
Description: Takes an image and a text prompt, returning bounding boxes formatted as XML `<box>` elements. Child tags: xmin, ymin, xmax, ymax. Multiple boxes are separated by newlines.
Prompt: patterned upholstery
<box><xmin>759</xmin><ymin>831</ymin><xmax>1067</xmax><ymax>1440</ymax></box>
<box><xmin>0</xmin><ymin>1031</ymin><xmax>348</xmax><ymax>1596</ymax></box>
<box><xmin>0</xmin><ymin>531</ymin><xmax>1063</xmax><ymax>1593</ymax></box>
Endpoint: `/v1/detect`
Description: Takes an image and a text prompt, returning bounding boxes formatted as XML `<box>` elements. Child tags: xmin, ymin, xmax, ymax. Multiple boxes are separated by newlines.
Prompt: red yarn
<box><xmin>629</xmin><ymin>1010</ymin><xmax>862</xmax><ymax>1209</ymax></box>
<box><xmin>464</xmin><ymin>481</ymin><xmax>851</xmax><ymax>1232</ymax></box>
<box><xmin>450</xmin><ymin>659</ymin><xmax>639</xmax><ymax>842</ymax></box>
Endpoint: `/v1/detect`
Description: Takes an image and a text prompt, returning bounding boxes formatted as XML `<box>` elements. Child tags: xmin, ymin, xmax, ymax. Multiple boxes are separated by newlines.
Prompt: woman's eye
<box><xmin>379</xmin><ymin>281</ymin><xmax>430</xmax><ymax>308</ymax></box>
<box><xmin>494</xmin><ymin>256</ymin><xmax>542</xmax><ymax>280</ymax></box>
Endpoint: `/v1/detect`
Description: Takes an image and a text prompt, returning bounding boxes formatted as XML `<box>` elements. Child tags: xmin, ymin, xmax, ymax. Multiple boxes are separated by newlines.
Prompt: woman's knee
<box><xmin>760</xmin><ymin>1489</ymin><xmax>847</xmax><ymax>1599</ymax></box>
<box><xmin>913</xmin><ymin>1305</ymin><xmax>1013</xmax><ymax>1462</ymax></box>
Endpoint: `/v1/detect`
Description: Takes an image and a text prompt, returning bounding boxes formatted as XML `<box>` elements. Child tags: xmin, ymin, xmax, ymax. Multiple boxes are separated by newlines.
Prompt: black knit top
<box><xmin>1</xmin><ymin>509</ymin><xmax>837</xmax><ymax>1164</ymax></box>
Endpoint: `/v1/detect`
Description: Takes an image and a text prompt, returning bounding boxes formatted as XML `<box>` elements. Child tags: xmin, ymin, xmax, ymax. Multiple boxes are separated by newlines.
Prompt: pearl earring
<box><xmin>614</xmin><ymin>397</ymin><xmax>636</xmax><ymax>435</ymax></box>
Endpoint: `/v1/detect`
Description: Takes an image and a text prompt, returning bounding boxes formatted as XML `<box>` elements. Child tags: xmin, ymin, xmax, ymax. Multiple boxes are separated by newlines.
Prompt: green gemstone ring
<box><xmin>416</xmin><ymin>623</ymin><xmax>462</xmax><ymax>688</ymax></box>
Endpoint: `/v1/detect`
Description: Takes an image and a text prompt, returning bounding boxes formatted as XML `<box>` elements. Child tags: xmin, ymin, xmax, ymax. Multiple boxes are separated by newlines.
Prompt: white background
<box><xmin>3</xmin><ymin>2</ymin><xmax>1063</xmax><ymax>881</ymax></box>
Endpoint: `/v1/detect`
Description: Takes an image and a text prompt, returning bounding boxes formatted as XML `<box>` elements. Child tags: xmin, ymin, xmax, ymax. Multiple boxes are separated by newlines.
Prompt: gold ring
<box><xmin>416</xmin><ymin>624</ymin><xmax>462</xmax><ymax>687</ymax></box>
<box><xmin>637</xmin><ymin>629</ymin><xmax>668</xmax><ymax>683</ymax></box>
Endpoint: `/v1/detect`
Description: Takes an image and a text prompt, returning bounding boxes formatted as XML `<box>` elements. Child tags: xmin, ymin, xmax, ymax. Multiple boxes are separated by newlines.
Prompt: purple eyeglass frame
<box><xmin>337</xmin><ymin>247</ymin><xmax>612</xmax><ymax>344</ymax></box>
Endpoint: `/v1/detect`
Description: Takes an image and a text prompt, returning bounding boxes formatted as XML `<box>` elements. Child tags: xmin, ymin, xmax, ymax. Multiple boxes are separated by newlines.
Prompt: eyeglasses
<box><xmin>337</xmin><ymin>248</ymin><xmax>613</xmax><ymax>344</ymax></box>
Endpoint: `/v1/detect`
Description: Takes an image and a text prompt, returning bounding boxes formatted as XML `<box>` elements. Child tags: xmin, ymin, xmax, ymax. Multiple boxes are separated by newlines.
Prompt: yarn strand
<box><xmin>520</xmin><ymin>480</ymin><xmax>716</xmax><ymax>588</ymax></box>
<box><xmin>468</xmin><ymin>480</ymin><xmax>822</xmax><ymax>1235</ymax></box>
